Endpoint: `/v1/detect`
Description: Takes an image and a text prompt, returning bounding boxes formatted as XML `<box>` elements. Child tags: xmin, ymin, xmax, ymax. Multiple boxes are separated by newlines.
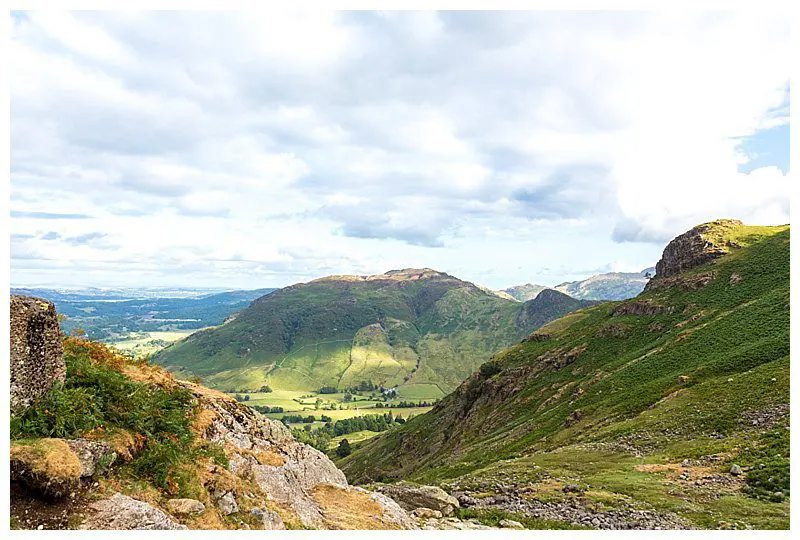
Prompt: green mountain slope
<box><xmin>154</xmin><ymin>269</ymin><xmax>593</xmax><ymax>398</ymax></box>
<box><xmin>339</xmin><ymin>221</ymin><xmax>789</xmax><ymax>529</ymax></box>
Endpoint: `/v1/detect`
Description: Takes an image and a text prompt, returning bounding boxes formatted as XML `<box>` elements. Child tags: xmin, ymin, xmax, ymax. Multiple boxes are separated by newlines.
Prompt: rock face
<box><xmin>651</xmin><ymin>220</ymin><xmax>742</xmax><ymax>280</ymax></box>
<box><xmin>186</xmin><ymin>382</ymin><xmax>414</xmax><ymax>529</ymax></box>
<box><xmin>167</xmin><ymin>498</ymin><xmax>206</xmax><ymax>516</ymax></box>
<box><xmin>250</xmin><ymin>508</ymin><xmax>286</xmax><ymax>530</ymax></box>
<box><xmin>10</xmin><ymin>295</ymin><xmax>65</xmax><ymax>413</ymax></box>
<box><xmin>66</xmin><ymin>439</ymin><xmax>117</xmax><ymax>478</ymax></box>
<box><xmin>376</xmin><ymin>483</ymin><xmax>460</xmax><ymax>516</ymax></box>
<box><xmin>81</xmin><ymin>493</ymin><xmax>187</xmax><ymax>530</ymax></box>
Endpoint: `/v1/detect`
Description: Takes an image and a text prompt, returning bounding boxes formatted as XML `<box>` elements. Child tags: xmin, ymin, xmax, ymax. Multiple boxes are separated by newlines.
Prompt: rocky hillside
<box><xmin>7</xmin><ymin>296</ymin><xmax>550</xmax><ymax>531</ymax></box>
<box><xmin>155</xmin><ymin>268</ymin><xmax>593</xmax><ymax>398</ymax></box>
<box><xmin>340</xmin><ymin>221</ymin><xmax>790</xmax><ymax>530</ymax></box>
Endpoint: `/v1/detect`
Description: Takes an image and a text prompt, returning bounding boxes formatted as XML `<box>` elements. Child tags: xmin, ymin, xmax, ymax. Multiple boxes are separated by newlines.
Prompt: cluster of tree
<box><xmin>281</xmin><ymin>414</ymin><xmax>317</xmax><ymax>424</ymax></box>
<box><xmin>290</xmin><ymin>413</ymin><xmax>405</xmax><ymax>453</ymax></box>
<box><xmin>234</xmin><ymin>394</ymin><xmax>251</xmax><ymax>402</ymax></box>
<box><xmin>250</xmin><ymin>405</ymin><xmax>284</xmax><ymax>414</ymax></box>
<box><xmin>318</xmin><ymin>386</ymin><xmax>338</xmax><ymax>394</ymax></box>
<box><xmin>346</xmin><ymin>380</ymin><xmax>376</xmax><ymax>393</ymax></box>
<box><xmin>315</xmin><ymin>412</ymin><xmax>404</xmax><ymax>437</ymax></box>
<box><xmin>291</xmin><ymin>427</ymin><xmax>331</xmax><ymax>451</ymax></box>
<box><xmin>374</xmin><ymin>399</ymin><xmax>437</xmax><ymax>408</ymax></box>
<box><xmin>336</xmin><ymin>439</ymin><xmax>352</xmax><ymax>457</ymax></box>
<box><xmin>258</xmin><ymin>385</ymin><xmax>273</xmax><ymax>393</ymax></box>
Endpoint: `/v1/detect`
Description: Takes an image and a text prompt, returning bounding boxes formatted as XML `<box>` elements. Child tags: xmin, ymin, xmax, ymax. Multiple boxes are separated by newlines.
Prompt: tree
<box><xmin>336</xmin><ymin>439</ymin><xmax>352</xmax><ymax>458</ymax></box>
<box><xmin>244</xmin><ymin>394</ymin><xmax>250</xmax><ymax>401</ymax></box>
<box><xmin>234</xmin><ymin>394</ymin><xmax>244</xmax><ymax>402</ymax></box>
<box><xmin>343</xmin><ymin>392</ymin><xmax>353</xmax><ymax>403</ymax></box>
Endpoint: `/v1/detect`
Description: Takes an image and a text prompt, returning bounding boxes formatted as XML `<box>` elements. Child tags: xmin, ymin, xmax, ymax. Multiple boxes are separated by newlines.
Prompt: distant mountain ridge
<box><xmin>11</xmin><ymin>287</ymin><xmax>276</xmax><ymax>340</ymax></box>
<box><xmin>155</xmin><ymin>268</ymin><xmax>594</xmax><ymax>399</ymax></box>
<box><xmin>502</xmin><ymin>267</ymin><xmax>655</xmax><ymax>302</ymax></box>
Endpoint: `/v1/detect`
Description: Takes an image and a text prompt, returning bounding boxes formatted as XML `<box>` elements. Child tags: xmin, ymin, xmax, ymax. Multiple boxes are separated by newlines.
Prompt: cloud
<box><xmin>63</xmin><ymin>232</ymin><xmax>107</xmax><ymax>246</ymax></box>
<box><xmin>9</xmin><ymin>11</ymin><xmax>790</xmax><ymax>288</ymax></box>
<box><xmin>11</xmin><ymin>210</ymin><xmax>92</xmax><ymax>219</ymax></box>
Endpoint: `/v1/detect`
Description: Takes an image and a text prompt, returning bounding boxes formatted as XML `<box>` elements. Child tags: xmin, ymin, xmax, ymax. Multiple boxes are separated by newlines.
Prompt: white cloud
<box><xmin>9</xmin><ymin>11</ymin><xmax>790</xmax><ymax>289</ymax></box>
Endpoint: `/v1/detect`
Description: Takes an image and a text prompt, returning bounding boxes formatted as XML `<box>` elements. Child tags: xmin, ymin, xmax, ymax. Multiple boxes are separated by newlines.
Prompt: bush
<box><xmin>336</xmin><ymin>439</ymin><xmax>352</xmax><ymax>457</ymax></box>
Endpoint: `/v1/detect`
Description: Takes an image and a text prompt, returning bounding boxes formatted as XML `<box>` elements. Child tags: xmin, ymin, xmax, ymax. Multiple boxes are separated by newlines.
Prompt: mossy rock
<box><xmin>11</xmin><ymin>438</ymin><xmax>82</xmax><ymax>499</ymax></box>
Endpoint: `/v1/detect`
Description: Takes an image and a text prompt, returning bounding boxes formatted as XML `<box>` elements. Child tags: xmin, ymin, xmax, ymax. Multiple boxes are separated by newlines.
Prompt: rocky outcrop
<box><xmin>523</xmin><ymin>332</ymin><xmax>552</xmax><ymax>343</ymax></box>
<box><xmin>613</xmin><ymin>300</ymin><xmax>674</xmax><ymax>317</ymax></box>
<box><xmin>66</xmin><ymin>439</ymin><xmax>117</xmax><ymax>478</ymax></box>
<box><xmin>80</xmin><ymin>493</ymin><xmax>187</xmax><ymax>530</ymax></box>
<box><xmin>537</xmin><ymin>344</ymin><xmax>587</xmax><ymax>370</ymax></box>
<box><xmin>184</xmin><ymin>382</ymin><xmax>414</xmax><ymax>529</ymax></box>
<box><xmin>167</xmin><ymin>498</ymin><xmax>206</xmax><ymax>516</ymax></box>
<box><xmin>376</xmin><ymin>483</ymin><xmax>460</xmax><ymax>516</ymax></box>
<box><xmin>10</xmin><ymin>295</ymin><xmax>65</xmax><ymax>413</ymax></box>
<box><xmin>650</xmin><ymin>219</ymin><xmax>742</xmax><ymax>281</ymax></box>
<box><xmin>250</xmin><ymin>507</ymin><xmax>285</xmax><ymax>529</ymax></box>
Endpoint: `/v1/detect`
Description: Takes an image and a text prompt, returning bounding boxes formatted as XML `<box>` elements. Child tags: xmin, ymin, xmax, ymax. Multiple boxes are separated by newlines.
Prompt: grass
<box><xmin>110</xmin><ymin>330</ymin><xmax>200</xmax><ymax>358</ymax></box>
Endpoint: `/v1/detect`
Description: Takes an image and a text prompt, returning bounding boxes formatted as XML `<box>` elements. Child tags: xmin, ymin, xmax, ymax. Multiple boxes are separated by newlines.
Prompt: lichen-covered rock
<box><xmin>499</xmin><ymin>518</ymin><xmax>524</xmax><ymax>529</ymax></box>
<box><xmin>613</xmin><ymin>300</ymin><xmax>674</xmax><ymax>317</ymax></box>
<box><xmin>650</xmin><ymin>219</ymin><xmax>742</xmax><ymax>280</ymax></box>
<box><xmin>411</xmin><ymin>507</ymin><xmax>443</xmax><ymax>519</ymax></box>
<box><xmin>310</xmin><ymin>484</ymin><xmax>418</xmax><ymax>530</ymax></box>
<box><xmin>80</xmin><ymin>493</ymin><xmax>187</xmax><ymax>530</ymax></box>
<box><xmin>10</xmin><ymin>295</ymin><xmax>65</xmax><ymax>413</ymax></box>
<box><xmin>250</xmin><ymin>508</ymin><xmax>286</xmax><ymax>530</ymax></box>
<box><xmin>167</xmin><ymin>498</ymin><xmax>206</xmax><ymax>516</ymax></box>
<box><xmin>10</xmin><ymin>439</ymin><xmax>81</xmax><ymax>500</ymax></box>
<box><xmin>182</xmin><ymin>381</ymin><xmax>413</xmax><ymax>529</ymax></box>
<box><xmin>217</xmin><ymin>492</ymin><xmax>239</xmax><ymax>515</ymax></box>
<box><xmin>376</xmin><ymin>483</ymin><xmax>460</xmax><ymax>516</ymax></box>
<box><xmin>66</xmin><ymin>439</ymin><xmax>117</xmax><ymax>478</ymax></box>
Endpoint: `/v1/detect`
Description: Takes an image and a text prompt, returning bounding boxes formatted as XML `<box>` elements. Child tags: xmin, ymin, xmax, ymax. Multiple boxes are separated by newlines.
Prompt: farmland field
<box><xmin>110</xmin><ymin>330</ymin><xmax>201</xmax><ymax>358</ymax></box>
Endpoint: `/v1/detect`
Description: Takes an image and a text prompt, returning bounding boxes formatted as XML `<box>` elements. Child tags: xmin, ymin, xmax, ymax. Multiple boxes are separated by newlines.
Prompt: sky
<box><xmin>9</xmin><ymin>10</ymin><xmax>790</xmax><ymax>290</ymax></box>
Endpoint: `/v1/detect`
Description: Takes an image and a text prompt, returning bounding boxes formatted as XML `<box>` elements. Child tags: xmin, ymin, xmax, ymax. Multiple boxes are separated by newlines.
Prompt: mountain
<box><xmin>154</xmin><ymin>269</ymin><xmax>594</xmax><ymax>398</ymax></box>
<box><xmin>339</xmin><ymin>220</ymin><xmax>789</xmax><ymax>529</ymax></box>
<box><xmin>553</xmin><ymin>267</ymin><xmax>656</xmax><ymax>301</ymax></box>
<box><xmin>10</xmin><ymin>287</ymin><xmax>276</xmax><ymax>340</ymax></box>
<box><xmin>503</xmin><ymin>268</ymin><xmax>655</xmax><ymax>303</ymax></box>
<box><xmin>502</xmin><ymin>283</ymin><xmax>551</xmax><ymax>302</ymax></box>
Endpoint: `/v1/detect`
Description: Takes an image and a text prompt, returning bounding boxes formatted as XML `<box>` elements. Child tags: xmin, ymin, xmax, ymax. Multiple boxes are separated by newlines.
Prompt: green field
<box><xmin>109</xmin><ymin>330</ymin><xmax>201</xmax><ymax>358</ymax></box>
